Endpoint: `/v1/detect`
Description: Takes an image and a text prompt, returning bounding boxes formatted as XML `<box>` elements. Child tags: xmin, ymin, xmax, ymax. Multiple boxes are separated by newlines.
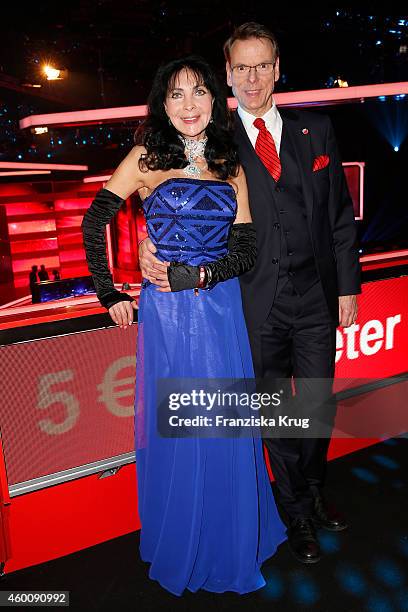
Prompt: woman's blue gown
<box><xmin>135</xmin><ymin>178</ymin><xmax>286</xmax><ymax>596</ymax></box>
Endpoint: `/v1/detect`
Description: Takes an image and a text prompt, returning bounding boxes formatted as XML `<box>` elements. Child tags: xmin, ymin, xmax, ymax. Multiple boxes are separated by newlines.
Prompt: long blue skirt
<box><xmin>135</xmin><ymin>278</ymin><xmax>286</xmax><ymax>596</ymax></box>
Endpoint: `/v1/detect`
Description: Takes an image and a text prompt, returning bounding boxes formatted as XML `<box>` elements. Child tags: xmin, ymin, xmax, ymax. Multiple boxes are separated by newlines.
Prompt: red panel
<box><xmin>58</xmin><ymin>248</ymin><xmax>86</xmax><ymax>263</ymax></box>
<box><xmin>0</xmin><ymin>162</ymin><xmax>87</xmax><ymax>171</ymax></box>
<box><xmin>335</xmin><ymin>276</ymin><xmax>408</xmax><ymax>381</ymax></box>
<box><xmin>115</xmin><ymin>206</ymin><xmax>133</xmax><ymax>268</ymax></box>
<box><xmin>0</xmin><ymin>328</ymin><xmax>136</xmax><ymax>484</ymax></box>
<box><xmin>4</xmin><ymin>464</ymin><xmax>139</xmax><ymax>573</ymax></box>
<box><xmin>8</xmin><ymin>220</ymin><xmax>56</xmax><ymax>235</ymax></box>
<box><xmin>12</xmin><ymin>256</ymin><xmax>60</xmax><ymax>274</ymax></box>
<box><xmin>10</xmin><ymin>238</ymin><xmax>58</xmax><ymax>254</ymax></box>
<box><xmin>5</xmin><ymin>202</ymin><xmax>53</xmax><ymax>216</ymax></box>
<box><xmin>343</xmin><ymin>163</ymin><xmax>364</xmax><ymax>220</ymax></box>
<box><xmin>55</xmin><ymin>215</ymin><xmax>83</xmax><ymax>228</ymax></box>
<box><xmin>54</xmin><ymin>199</ymin><xmax>92</xmax><ymax>211</ymax></box>
<box><xmin>58</xmin><ymin>263</ymin><xmax>90</xmax><ymax>278</ymax></box>
<box><xmin>0</xmin><ymin>184</ymin><xmax>37</xmax><ymax>197</ymax></box>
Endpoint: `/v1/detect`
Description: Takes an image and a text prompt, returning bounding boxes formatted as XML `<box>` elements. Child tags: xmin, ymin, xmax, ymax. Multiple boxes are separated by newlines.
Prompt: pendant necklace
<box><xmin>180</xmin><ymin>136</ymin><xmax>208</xmax><ymax>178</ymax></box>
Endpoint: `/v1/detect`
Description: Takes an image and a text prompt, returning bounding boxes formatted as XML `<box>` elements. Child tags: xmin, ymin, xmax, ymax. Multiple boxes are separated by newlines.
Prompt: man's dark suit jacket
<box><xmin>234</xmin><ymin>108</ymin><xmax>361</xmax><ymax>330</ymax></box>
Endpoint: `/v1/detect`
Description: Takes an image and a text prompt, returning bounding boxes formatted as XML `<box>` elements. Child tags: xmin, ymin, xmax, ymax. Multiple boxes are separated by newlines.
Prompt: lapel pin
<box><xmin>302</xmin><ymin>128</ymin><xmax>309</xmax><ymax>135</ymax></box>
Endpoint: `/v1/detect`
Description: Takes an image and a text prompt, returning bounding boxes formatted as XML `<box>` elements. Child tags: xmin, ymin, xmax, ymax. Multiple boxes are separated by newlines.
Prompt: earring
<box><xmin>209</xmin><ymin>117</ymin><xmax>214</xmax><ymax>123</ymax></box>
<box><xmin>168</xmin><ymin>118</ymin><xmax>172</xmax><ymax>126</ymax></box>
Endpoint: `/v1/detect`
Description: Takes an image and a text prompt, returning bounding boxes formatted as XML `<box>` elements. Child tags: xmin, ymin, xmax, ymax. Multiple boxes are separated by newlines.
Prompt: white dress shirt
<box><xmin>237</xmin><ymin>101</ymin><xmax>283</xmax><ymax>155</ymax></box>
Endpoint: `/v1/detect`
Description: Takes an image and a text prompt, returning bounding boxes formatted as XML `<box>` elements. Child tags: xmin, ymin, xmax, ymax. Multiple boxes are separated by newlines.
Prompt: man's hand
<box><xmin>109</xmin><ymin>300</ymin><xmax>138</xmax><ymax>329</ymax></box>
<box><xmin>338</xmin><ymin>295</ymin><xmax>358</xmax><ymax>327</ymax></box>
<box><xmin>139</xmin><ymin>237</ymin><xmax>170</xmax><ymax>291</ymax></box>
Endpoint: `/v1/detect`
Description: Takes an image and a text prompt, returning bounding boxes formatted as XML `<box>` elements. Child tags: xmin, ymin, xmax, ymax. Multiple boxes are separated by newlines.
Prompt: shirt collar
<box><xmin>237</xmin><ymin>99</ymin><xmax>280</xmax><ymax>132</ymax></box>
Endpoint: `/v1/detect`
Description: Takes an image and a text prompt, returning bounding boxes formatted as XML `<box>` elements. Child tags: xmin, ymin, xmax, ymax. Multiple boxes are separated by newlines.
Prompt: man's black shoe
<box><xmin>312</xmin><ymin>495</ymin><xmax>348</xmax><ymax>531</ymax></box>
<box><xmin>287</xmin><ymin>518</ymin><xmax>321</xmax><ymax>564</ymax></box>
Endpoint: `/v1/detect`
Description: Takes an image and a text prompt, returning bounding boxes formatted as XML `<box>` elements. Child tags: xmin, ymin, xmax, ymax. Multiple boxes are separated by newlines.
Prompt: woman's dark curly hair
<box><xmin>134</xmin><ymin>55</ymin><xmax>239</xmax><ymax>180</ymax></box>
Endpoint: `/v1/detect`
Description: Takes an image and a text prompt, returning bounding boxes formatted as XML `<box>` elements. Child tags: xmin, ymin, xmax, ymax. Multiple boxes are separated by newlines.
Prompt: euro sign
<box><xmin>97</xmin><ymin>356</ymin><xmax>136</xmax><ymax>416</ymax></box>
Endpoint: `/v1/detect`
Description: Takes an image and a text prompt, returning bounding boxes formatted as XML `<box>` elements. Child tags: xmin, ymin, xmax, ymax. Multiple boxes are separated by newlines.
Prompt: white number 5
<box><xmin>37</xmin><ymin>370</ymin><xmax>79</xmax><ymax>434</ymax></box>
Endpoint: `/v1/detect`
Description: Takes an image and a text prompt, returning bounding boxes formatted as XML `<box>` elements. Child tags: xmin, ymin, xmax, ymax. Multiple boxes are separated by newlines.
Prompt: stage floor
<box><xmin>2</xmin><ymin>435</ymin><xmax>407</xmax><ymax>612</ymax></box>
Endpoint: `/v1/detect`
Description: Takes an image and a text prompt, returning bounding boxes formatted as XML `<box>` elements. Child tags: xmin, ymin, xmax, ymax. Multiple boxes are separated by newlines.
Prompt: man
<box><xmin>38</xmin><ymin>264</ymin><xmax>49</xmax><ymax>281</ymax></box>
<box><xmin>29</xmin><ymin>264</ymin><xmax>40</xmax><ymax>304</ymax></box>
<box><xmin>139</xmin><ymin>22</ymin><xmax>361</xmax><ymax>564</ymax></box>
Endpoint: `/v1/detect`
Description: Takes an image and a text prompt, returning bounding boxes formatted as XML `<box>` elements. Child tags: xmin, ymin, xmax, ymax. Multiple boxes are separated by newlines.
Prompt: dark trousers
<box><xmin>30</xmin><ymin>284</ymin><xmax>40</xmax><ymax>304</ymax></box>
<box><xmin>248</xmin><ymin>279</ymin><xmax>337</xmax><ymax>524</ymax></box>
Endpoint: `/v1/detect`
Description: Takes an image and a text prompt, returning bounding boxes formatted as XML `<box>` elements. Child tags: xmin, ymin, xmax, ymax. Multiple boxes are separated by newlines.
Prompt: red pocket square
<box><xmin>312</xmin><ymin>155</ymin><xmax>330</xmax><ymax>171</ymax></box>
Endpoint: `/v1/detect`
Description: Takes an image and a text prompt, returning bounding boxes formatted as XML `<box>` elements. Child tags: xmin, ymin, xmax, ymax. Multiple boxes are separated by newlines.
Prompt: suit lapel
<box><xmin>280</xmin><ymin>109</ymin><xmax>314</xmax><ymax>221</ymax></box>
<box><xmin>234</xmin><ymin>113</ymin><xmax>259</xmax><ymax>164</ymax></box>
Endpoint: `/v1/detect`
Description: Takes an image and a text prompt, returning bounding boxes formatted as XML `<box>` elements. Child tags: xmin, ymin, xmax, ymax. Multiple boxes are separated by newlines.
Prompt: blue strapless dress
<box><xmin>135</xmin><ymin>178</ymin><xmax>286</xmax><ymax>596</ymax></box>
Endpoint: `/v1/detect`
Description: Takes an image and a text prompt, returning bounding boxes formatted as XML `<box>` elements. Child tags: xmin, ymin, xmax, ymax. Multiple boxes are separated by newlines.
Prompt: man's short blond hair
<box><xmin>223</xmin><ymin>22</ymin><xmax>280</xmax><ymax>64</ymax></box>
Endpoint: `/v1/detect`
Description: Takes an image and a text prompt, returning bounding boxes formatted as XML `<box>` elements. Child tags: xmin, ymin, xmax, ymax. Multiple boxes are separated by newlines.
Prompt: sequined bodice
<box><xmin>143</xmin><ymin>178</ymin><xmax>237</xmax><ymax>265</ymax></box>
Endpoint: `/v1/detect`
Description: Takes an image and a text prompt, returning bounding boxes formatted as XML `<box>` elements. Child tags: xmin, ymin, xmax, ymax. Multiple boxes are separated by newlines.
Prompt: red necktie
<box><xmin>253</xmin><ymin>117</ymin><xmax>281</xmax><ymax>182</ymax></box>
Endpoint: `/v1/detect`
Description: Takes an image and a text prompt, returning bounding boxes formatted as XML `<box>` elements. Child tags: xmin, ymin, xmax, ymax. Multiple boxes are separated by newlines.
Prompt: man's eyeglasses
<box><xmin>231</xmin><ymin>62</ymin><xmax>275</xmax><ymax>75</ymax></box>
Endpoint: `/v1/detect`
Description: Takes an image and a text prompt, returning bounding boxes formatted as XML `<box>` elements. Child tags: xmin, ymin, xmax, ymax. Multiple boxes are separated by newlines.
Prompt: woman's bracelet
<box><xmin>197</xmin><ymin>265</ymin><xmax>207</xmax><ymax>288</ymax></box>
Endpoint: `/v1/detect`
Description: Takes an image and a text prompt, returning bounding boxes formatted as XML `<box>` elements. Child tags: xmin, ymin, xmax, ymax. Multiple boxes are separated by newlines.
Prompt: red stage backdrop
<box><xmin>335</xmin><ymin>276</ymin><xmax>407</xmax><ymax>382</ymax></box>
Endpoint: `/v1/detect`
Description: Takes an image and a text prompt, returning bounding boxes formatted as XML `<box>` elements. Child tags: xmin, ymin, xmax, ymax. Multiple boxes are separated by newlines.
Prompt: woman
<box><xmin>82</xmin><ymin>56</ymin><xmax>286</xmax><ymax>596</ymax></box>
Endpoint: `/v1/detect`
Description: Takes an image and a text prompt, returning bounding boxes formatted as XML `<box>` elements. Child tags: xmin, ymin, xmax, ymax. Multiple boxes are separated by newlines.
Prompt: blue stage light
<box><xmin>369</xmin><ymin>97</ymin><xmax>408</xmax><ymax>153</ymax></box>
<box><xmin>351</xmin><ymin>467</ymin><xmax>379</xmax><ymax>483</ymax></box>
<box><xmin>335</xmin><ymin>564</ymin><xmax>366</xmax><ymax>595</ymax></box>
<box><xmin>371</xmin><ymin>454</ymin><xmax>399</xmax><ymax>469</ymax></box>
<box><xmin>319</xmin><ymin>532</ymin><xmax>341</xmax><ymax>554</ymax></box>
<box><xmin>366</xmin><ymin>592</ymin><xmax>394</xmax><ymax>612</ymax></box>
<box><xmin>373</xmin><ymin>558</ymin><xmax>405</xmax><ymax>588</ymax></box>
<box><xmin>264</xmin><ymin>569</ymin><xmax>284</xmax><ymax>600</ymax></box>
<box><xmin>290</xmin><ymin>572</ymin><xmax>320</xmax><ymax>605</ymax></box>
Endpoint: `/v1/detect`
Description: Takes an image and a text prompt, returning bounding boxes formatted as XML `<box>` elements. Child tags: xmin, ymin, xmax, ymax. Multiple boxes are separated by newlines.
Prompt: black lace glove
<box><xmin>81</xmin><ymin>188</ymin><xmax>135</xmax><ymax>310</ymax></box>
<box><xmin>167</xmin><ymin>223</ymin><xmax>257</xmax><ymax>291</ymax></box>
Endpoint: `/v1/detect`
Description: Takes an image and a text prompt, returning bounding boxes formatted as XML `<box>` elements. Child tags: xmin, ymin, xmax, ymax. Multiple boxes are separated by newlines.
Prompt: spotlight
<box><xmin>394</xmin><ymin>146</ymin><xmax>399</xmax><ymax>152</ymax></box>
<box><xmin>43</xmin><ymin>65</ymin><xmax>67</xmax><ymax>80</ymax></box>
<box><xmin>333</xmin><ymin>77</ymin><xmax>349</xmax><ymax>88</ymax></box>
<box><xmin>32</xmin><ymin>127</ymin><xmax>48</xmax><ymax>135</ymax></box>
<box><xmin>43</xmin><ymin>65</ymin><xmax>60</xmax><ymax>80</ymax></box>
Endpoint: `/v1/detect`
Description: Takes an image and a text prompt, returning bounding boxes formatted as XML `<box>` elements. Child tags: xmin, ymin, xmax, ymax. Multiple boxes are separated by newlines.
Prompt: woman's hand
<box><xmin>108</xmin><ymin>300</ymin><xmax>138</xmax><ymax>329</ymax></box>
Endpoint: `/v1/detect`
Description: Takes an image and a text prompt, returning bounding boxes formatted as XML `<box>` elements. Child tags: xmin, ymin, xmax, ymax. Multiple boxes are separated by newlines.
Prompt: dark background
<box><xmin>0</xmin><ymin>4</ymin><xmax>407</xmax><ymax>249</ymax></box>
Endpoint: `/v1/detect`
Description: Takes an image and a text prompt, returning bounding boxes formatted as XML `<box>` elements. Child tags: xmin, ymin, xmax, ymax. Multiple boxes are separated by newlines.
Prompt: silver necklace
<box><xmin>180</xmin><ymin>136</ymin><xmax>208</xmax><ymax>178</ymax></box>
